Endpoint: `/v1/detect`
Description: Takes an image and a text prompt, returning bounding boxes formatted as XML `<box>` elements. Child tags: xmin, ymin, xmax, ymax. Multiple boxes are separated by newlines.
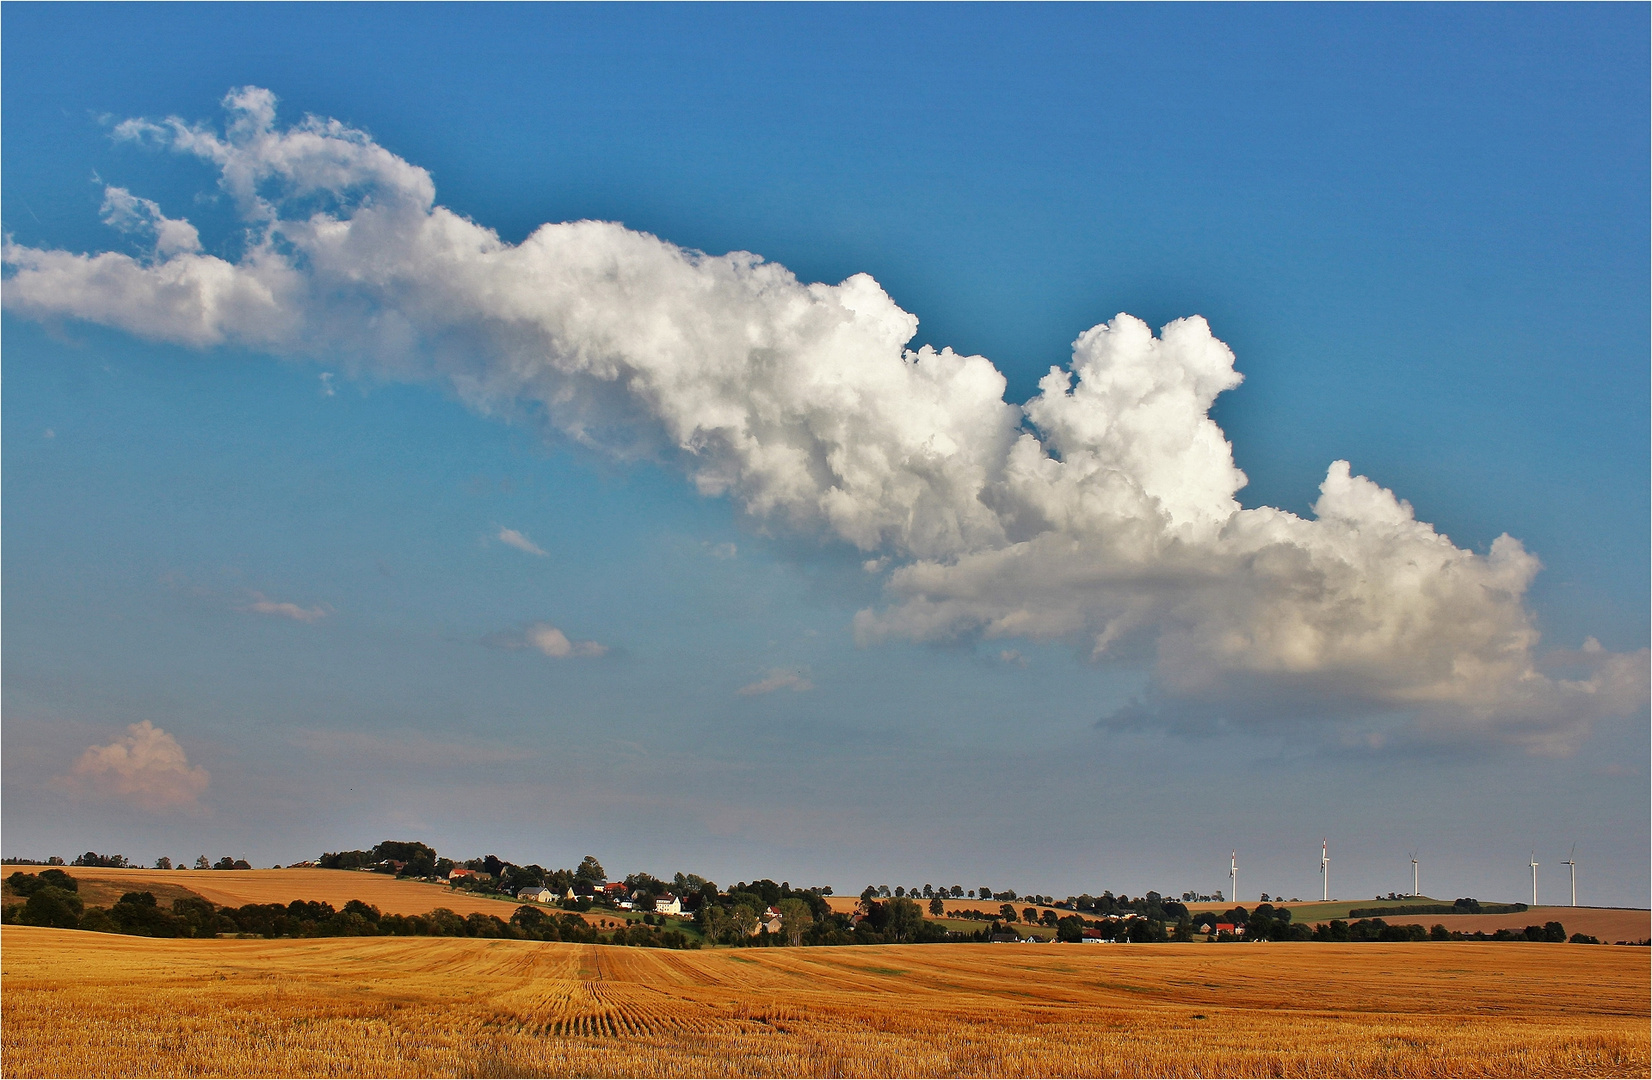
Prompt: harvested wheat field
<box><xmin>50</xmin><ymin>867</ymin><xmax>526</xmax><ymax>920</ymax></box>
<box><xmin>3</xmin><ymin>926</ymin><xmax>1646</xmax><ymax>1078</ymax></box>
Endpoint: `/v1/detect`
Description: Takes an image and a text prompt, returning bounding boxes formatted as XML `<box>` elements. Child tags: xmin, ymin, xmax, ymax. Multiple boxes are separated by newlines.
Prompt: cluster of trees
<box><xmin>1319</xmin><ymin>918</ymin><xmax>1573</xmax><ymax>943</ymax></box>
<box><xmin>0</xmin><ymin>870</ymin><xmax>701</xmax><ymax>947</ymax></box>
<box><xmin>1189</xmin><ymin>904</ymin><xmax>1586</xmax><ymax>945</ymax></box>
<box><xmin>56</xmin><ymin>852</ymin><xmax>253</xmax><ymax>871</ymax></box>
<box><xmin>693</xmin><ymin>883</ymin><xmax>962</xmax><ymax>947</ymax></box>
<box><xmin>1068</xmin><ymin>891</ymin><xmax>1177</xmax><ymax>918</ymax></box>
<box><xmin>71</xmin><ymin>852</ymin><xmax>131</xmax><ymax>868</ymax></box>
<box><xmin>1345</xmin><ymin>899</ymin><xmax>1527</xmax><ymax>918</ymax></box>
<box><xmin>4</xmin><ymin>869</ymin><xmax>85</xmax><ymax>928</ymax></box>
<box><xmin>319</xmin><ymin>841</ymin><xmax>446</xmax><ymax>879</ymax></box>
<box><xmin>859</xmin><ymin>884</ymin><xmax>1060</xmax><ymax>905</ymax></box>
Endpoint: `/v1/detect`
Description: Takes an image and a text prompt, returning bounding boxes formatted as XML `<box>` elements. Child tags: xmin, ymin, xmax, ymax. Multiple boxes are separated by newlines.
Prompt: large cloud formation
<box><xmin>5</xmin><ymin>89</ymin><xmax>1643</xmax><ymax>753</ymax></box>
<box><xmin>60</xmin><ymin>721</ymin><xmax>210</xmax><ymax>812</ymax></box>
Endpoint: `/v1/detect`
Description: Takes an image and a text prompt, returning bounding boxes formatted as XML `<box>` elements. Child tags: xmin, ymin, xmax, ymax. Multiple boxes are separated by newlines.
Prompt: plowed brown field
<box><xmin>2</xmin><ymin>925</ymin><xmax>1645</xmax><ymax>1077</ymax></box>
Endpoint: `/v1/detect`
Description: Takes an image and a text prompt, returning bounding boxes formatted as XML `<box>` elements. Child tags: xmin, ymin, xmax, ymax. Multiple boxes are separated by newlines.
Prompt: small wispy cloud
<box><xmin>243</xmin><ymin>592</ymin><xmax>327</xmax><ymax>623</ymax></box>
<box><xmin>59</xmin><ymin>721</ymin><xmax>209</xmax><ymax>812</ymax></box>
<box><xmin>319</xmin><ymin>371</ymin><xmax>335</xmax><ymax>396</ymax></box>
<box><xmin>704</xmin><ymin>541</ymin><xmax>737</xmax><ymax>560</ymax></box>
<box><xmin>738</xmin><ymin>669</ymin><xmax>814</xmax><ymax>696</ymax></box>
<box><xmin>486</xmin><ymin>621</ymin><xmax>607</xmax><ymax>659</ymax></box>
<box><xmin>497</xmin><ymin>526</ymin><xmax>547</xmax><ymax>556</ymax></box>
<box><xmin>998</xmin><ymin>649</ymin><xmax>1029</xmax><ymax>668</ymax></box>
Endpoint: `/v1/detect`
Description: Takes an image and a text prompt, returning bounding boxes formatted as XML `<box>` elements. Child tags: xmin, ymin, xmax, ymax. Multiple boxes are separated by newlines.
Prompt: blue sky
<box><xmin>4</xmin><ymin>5</ymin><xmax>1646</xmax><ymax>906</ymax></box>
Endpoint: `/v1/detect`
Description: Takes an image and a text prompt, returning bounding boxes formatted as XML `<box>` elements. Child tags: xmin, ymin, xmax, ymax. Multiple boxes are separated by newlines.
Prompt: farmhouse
<box><xmin>754</xmin><ymin>907</ymin><xmax>783</xmax><ymax>935</ymax></box>
<box><xmin>516</xmin><ymin>887</ymin><xmax>556</xmax><ymax>903</ymax></box>
<box><xmin>653</xmin><ymin>894</ymin><xmax>682</xmax><ymax>915</ymax></box>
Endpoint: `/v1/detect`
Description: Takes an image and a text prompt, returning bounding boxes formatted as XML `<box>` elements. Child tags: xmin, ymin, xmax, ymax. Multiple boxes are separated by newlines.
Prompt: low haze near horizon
<box><xmin>3</xmin><ymin>6</ymin><xmax>1647</xmax><ymax>907</ymax></box>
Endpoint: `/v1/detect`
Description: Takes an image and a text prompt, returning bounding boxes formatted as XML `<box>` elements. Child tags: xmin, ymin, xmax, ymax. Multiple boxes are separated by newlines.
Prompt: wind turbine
<box><xmin>1320</xmin><ymin>840</ymin><xmax>1330</xmax><ymax>902</ymax></box>
<box><xmin>1410</xmin><ymin>851</ymin><xmax>1419</xmax><ymax>898</ymax></box>
<box><xmin>1231</xmin><ymin>851</ymin><xmax>1238</xmax><ymax>903</ymax></box>
<box><xmin>1561</xmin><ymin>843</ymin><xmax>1577</xmax><ymax>907</ymax></box>
<box><xmin>1528</xmin><ymin>852</ymin><xmax>1539</xmax><ymax>907</ymax></box>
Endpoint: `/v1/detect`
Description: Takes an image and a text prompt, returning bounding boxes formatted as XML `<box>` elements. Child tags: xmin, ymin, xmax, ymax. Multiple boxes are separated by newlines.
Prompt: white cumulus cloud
<box><xmin>526</xmin><ymin>623</ymin><xmax>606</xmax><ymax>658</ymax></box>
<box><xmin>486</xmin><ymin>621</ymin><xmax>607</xmax><ymax>659</ymax></box>
<box><xmin>5</xmin><ymin>88</ymin><xmax>1644</xmax><ymax>753</ymax></box>
<box><xmin>62</xmin><ymin>721</ymin><xmax>210</xmax><ymax>811</ymax></box>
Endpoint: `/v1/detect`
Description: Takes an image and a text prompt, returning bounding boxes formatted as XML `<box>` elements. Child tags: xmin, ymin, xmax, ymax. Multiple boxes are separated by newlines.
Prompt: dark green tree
<box><xmin>884</xmin><ymin>897</ymin><xmax>922</xmax><ymax>942</ymax></box>
<box><xmin>20</xmin><ymin>886</ymin><xmax>82</xmax><ymax>928</ymax></box>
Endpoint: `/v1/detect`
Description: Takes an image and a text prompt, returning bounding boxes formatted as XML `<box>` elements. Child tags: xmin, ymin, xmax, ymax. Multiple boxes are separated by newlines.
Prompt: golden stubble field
<box><xmin>3</xmin><ymin>926</ymin><xmax>1646</xmax><ymax>1078</ymax></box>
<box><xmin>49</xmin><ymin>867</ymin><xmax>527</xmax><ymax>919</ymax></box>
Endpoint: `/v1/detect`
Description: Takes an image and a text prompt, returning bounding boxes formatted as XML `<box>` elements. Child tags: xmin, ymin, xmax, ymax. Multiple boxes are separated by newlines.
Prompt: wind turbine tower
<box><xmin>1562</xmin><ymin>844</ymin><xmax>1577</xmax><ymax>907</ymax></box>
<box><xmin>1231</xmin><ymin>851</ymin><xmax>1238</xmax><ymax>903</ymax></box>
<box><xmin>1410</xmin><ymin>852</ymin><xmax>1419</xmax><ymax>897</ymax></box>
<box><xmin>1528</xmin><ymin>853</ymin><xmax>1539</xmax><ymax>907</ymax></box>
<box><xmin>1320</xmin><ymin>840</ymin><xmax>1330</xmax><ymax>901</ymax></box>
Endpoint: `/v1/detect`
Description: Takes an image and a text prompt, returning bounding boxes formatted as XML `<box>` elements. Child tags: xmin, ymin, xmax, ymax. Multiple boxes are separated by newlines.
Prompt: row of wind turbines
<box><xmin>1529</xmin><ymin>843</ymin><xmax>1582</xmax><ymax>908</ymax></box>
<box><xmin>1224</xmin><ymin>841</ymin><xmax>1582</xmax><ymax>906</ymax></box>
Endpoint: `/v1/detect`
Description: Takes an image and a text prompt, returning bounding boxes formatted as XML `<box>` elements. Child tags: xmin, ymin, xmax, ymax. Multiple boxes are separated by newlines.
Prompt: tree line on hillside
<box><xmin>0</xmin><ymin>870</ymin><xmax>697</xmax><ymax>946</ymax></box>
<box><xmin>1344</xmin><ymin>899</ymin><xmax>1527</xmax><ymax>918</ymax></box>
<box><xmin>1192</xmin><ymin>902</ymin><xmax>1598</xmax><ymax>944</ymax></box>
<box><xmin>8</xmin><ymin>841</ymin><xmax>1626</xmax><ymax>949</ymax></box>
<box><xmin>4</xmin><ymin>852</ymin><xmax>256</xmax><ymax>871</ymax></box>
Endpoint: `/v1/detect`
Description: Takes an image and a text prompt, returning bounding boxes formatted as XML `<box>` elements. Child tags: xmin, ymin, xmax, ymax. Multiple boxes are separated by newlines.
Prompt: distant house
<box><xmin>989</xmin><ymin>933</ymin><xmax>1021</xmax><ymax>943</ymax></box>
<box><xmin>754</xmin><ymin>907</ymin><xmax>783</xmax><ymax>935</ymax></box>
<box><xmin>653</xmin><ymin>894</ymin><xmax>682</xmax><ymax>916</ymax></box>
<box><xmin>1198</xmin><ymin>922</ymin><xmax>1214</xmax><ymax>935</ymax></box>
<box><xmin>602</xmin><ymin>882</ymin><xmax>626</xmax><ymax>896</ymax></box>
<box><xmin>1215</xmin><ymin>922</ymin><xmax>1245</xmax><ymax>937</ymax></box>
<box><xmin>516</xmin><ymin>887</ymin><xmax>556</xmax><ymax>903</ymax></box>
<box><xmin>617</xmin><ymin>900</ymin><xmax>635</xmax><ymax>911</ymax></box>
<box><xmin>448</xmin><ymin>869</ymin><xmax>475</xmax><ymax>881</ymax></box>
<box><xmin>1079</xmin><ymin>931</ymin><xmax>1109</xmax><ymax>943</ymax></box>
